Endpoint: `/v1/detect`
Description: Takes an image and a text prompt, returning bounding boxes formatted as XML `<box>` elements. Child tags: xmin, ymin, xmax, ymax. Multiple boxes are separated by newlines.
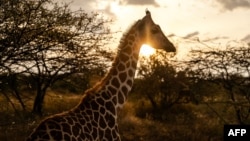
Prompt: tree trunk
<box><xmin>147</xmin><ymin>94</ymin><xmax>158</xmax><ymax>110</ymax></box>
<box><xmin>32</xmin><ymin>87</ymin><xmax>46</xmax><ymax>116</ymax></box>
<box><xmin>12</xmin><ymin>88</ymin><xmax>26</xmax><ymax>110</ymax></box>
<box><xmin>226</xmin><ymin>84</ymin><xmax>244</xmax><ymax>124</ymax></box>
<box><xmin>10</xmin><ymin>73</ymin><xmax>26</xmax><ymax>110</ymax></box>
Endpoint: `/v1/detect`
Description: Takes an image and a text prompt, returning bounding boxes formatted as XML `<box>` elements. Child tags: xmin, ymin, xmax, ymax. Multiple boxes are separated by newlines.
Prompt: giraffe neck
<box><xmin>100</xmin><ymin>23</ymin><xmax>142</xmax><ymax>108</ymax></box>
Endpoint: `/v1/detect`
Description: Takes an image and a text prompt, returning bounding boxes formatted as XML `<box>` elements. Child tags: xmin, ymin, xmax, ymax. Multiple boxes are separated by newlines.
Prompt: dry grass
<box><xmin>118</xmin><ymin>100</ymin><xmax>223</xmax><ymax>141</ymax></box>
<box><xmin>0</xmin><ymin>91</ymin><xmax>225</xmax><ymax>141</ymax></box>
<box><xmin>0</xmin><ymin>91</ymin><xmax>80</xmax><ymax>141</ymax></box>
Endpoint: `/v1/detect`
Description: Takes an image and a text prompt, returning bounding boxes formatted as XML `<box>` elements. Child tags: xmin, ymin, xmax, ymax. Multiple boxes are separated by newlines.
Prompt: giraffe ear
<box><xmin>144</xmin><ymin>9</ymin><xmax>152</xmax><ymax>21</ymax></box>
<box><xmin>145</xmin><ymin>9</ymin><xmax>151</xmax><ymax>16</ymax></box>
<box><xmin>138</xmin><ymin>10</ymin><xmax>152</xmax><ymax>32</ymax></box>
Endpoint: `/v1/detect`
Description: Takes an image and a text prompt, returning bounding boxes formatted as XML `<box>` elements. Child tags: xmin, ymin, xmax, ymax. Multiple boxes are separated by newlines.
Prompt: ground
<box><xmin>0</xmin><ymin>91</ymin><xmax>224</xmax><ymax>141</ymax></box>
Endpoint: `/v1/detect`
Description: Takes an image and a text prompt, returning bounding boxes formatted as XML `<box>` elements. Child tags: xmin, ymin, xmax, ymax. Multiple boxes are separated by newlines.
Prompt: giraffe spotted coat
<box><xmin>26</xmin><ymin>10</ymin><xmax>175</xmax><ymax>141</ymax></box>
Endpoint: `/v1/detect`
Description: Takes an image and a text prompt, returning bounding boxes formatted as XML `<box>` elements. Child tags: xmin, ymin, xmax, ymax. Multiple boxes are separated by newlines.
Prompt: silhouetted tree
<box><xmin>137</xmin><ymin>51</ymin><xmax>191</xmax><ymax>114</ymax></box>
<box><xmin>0</xmin><ymin>0</ymin><xmax>112</xmax><ymax>115</ymax></box>
<box><xmin>187</xmin><ymin>45</ymin><xmax>250</xmax><ymax>124</ymax></box>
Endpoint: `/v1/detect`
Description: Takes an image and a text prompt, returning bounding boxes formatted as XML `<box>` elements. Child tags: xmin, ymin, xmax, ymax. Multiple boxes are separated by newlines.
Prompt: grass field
<box><xmin>0</xmin><ymin>91</ymin><xmax>227</xmax><ymax>141</ymax></box>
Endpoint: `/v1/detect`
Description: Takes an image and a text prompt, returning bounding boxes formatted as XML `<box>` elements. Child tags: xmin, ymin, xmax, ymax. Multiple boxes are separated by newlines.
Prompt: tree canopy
<box><xmin>0</xmin><ymin>0</ymin><xmax>113</xmax><ymax>115</ymax></box>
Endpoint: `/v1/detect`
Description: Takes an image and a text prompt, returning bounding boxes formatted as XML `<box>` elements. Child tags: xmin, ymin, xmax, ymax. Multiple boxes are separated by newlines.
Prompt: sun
<box><xmin>140</xmin><ymin>44</ymin><xmax>156</xmax><ymax>56</ymax></box>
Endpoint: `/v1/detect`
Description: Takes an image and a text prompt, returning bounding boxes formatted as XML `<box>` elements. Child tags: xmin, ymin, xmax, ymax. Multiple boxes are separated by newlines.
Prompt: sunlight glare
<box><xmin>110</xmin><ymin>2</ymin><xmax>120</xmax><ymax>14</ymax></box>
<box><xmin>140</xmin><ymin>44</ymin><xmax>156</xmax><ymax>56</ymax></box>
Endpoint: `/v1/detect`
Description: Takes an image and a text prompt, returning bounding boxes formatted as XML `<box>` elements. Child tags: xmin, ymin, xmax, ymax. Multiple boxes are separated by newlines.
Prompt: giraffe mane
<box><xmin>117</xmin><ymin>20</ymin><xmax>141</xmax><ymax>53</ymax></box>
<box><xmin>81</xmin><ymin>20</ymin><xmax>142</xmax><ymax>97</ymax></box>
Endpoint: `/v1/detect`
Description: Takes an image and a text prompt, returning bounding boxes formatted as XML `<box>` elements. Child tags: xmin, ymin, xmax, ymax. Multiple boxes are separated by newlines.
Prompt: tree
<box><xmin>0</xmin><ymin>0</ymin><xmax>112</xmax><ymax>115</ymax></box>
<box><xmin>187</xmin><ymin>45</ymin><xmax>250</xmax><ymax>124</ymax></box>
<box><xmin>137</xmin><ymin>51</ymin><xmax>191</xmax><ymax>115</ymax></box>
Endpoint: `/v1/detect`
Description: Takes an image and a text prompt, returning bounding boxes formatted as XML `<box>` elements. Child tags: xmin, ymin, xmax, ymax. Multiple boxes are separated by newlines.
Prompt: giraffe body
<box><xmin>26</xmin><ymin>10</ymin><xmax>175</xmax><ymax>141</ymax></box>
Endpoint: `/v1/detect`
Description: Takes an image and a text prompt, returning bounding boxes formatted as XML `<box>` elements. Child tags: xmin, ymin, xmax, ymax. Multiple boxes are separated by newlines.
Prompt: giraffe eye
<box><xmin>151</xmin><ymin>26</ymin><xmax>159</xmax><ymax>34</ymax></box>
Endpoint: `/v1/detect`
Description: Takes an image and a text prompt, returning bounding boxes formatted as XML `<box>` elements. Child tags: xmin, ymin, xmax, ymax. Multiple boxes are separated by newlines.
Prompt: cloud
<box><xmin>215</xmin><ymin>0</ymin><xmax>250</xmax><ymax>10</ymax></box>
<box><xmin>202</xmin><ymin>36</ymin><xmax>229</xmax><ymax>42</ymax></box>
<box><xmin>242</xmin><ymin>34</ymin><xmax>250</xmax><ymax>42</ymax></box>
<box><xmin>121</xmin><ymin>0</ymin><xmax>160</xmax><ymax>7</ymax></box>
<box><xmin>58</xmin><ymin>0</ymin><xmax>117</xmax><ymax>18</ymax></box>
<box><xmin>98</xmin><ymin>4</ymin><xmax>117</xmax><ymax>18</ymax></box>
<box><xmin>183</xmin><ymin>31</ymin><xmax>199</xmax><ymax>39</ymax></box>
<box><xmin>56</xmin><ymin>0</ymin><xmax>94</xmax><ymax>11</ymax></box>
<box><xmin>58</xmin><ymin>0</ymin><xmax>160</xmax><ymax>18</ymax></box>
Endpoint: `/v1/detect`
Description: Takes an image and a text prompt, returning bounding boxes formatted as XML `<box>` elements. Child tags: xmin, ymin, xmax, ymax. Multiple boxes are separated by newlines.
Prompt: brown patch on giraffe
<box><xmin>43</xmin><ymin>134</ymin><xmax>50</xmax><ymax>140</ymax></box>
<box><xmin>117</xmin><ymin>62</ymin><xmax>125</xmax><ymax>71</ymax></box>
<box><xmin>96</xmin><ymin>97</ymin><xmax>105</xmax><ymax>105</ymax></box>
<box><xmin>92</xmin><ymin>127</ymin><xmax>98</xmax><ymax>139</ymax></box>
<box><xmin>105</xmin><ymin>101</ymin><xmax>115</xmax><ymax>115</ymax></box>
<box><xmin>99</xmin><ymin>129</ymin><xmax>104</xmax><ymax>139</ymax></box>
<box><xmin>62</xmin><ymin>123</ymin><xmax>71</xmax><ymax>133</ymax></box>
<box><xmin>86</xmin><ymin>109</ymin><xmax>92</xmax><ymax>115</ymax></box>
<box><xmin>72</xmin><ymin>108</ymin><xmax>80</xmax><ymax>114</ymax></box>
<box><xmin>84</xmin><ymin>126</ymin><xmax>90</xmax><ymax>133</ymax></box>
<box><xmin>72</xmin><ymin>124</ymin><xmax>81</xmax><ymax>136</ymax></box>
<box><xmin>85</xmin><ymin>133</ymin><xmax>92</xmax><ymax>140</ymax></box>
<box><xmin>107</xmin><ymin>87</ymin><xmax>117</xmax><ymax>97</ymax></box>
<box><xmin>91</xmin><ymin>101</ymin><xmax>99</xmax><ymax>111</ymax></box>
<box><xmin>118</xmin><ymin>91</ymin><xmax>125</xmax><ymax>104</ymax></box>
<box><xmin>102</xmin><ymin>91</ymin><xmax>111</xmax><ymax>100</ymax></box>
<box><xmin>108</xmin><ymin>119</ymin><xmax>115</xmax><ymax>128</ymax></box>
<box><xmin>126</xmin><ymin>61</ymin><xmax>130</xmax><ymax>67</ymax></box>
<box><xmin>119</xmin><ymin>72</ymin><xmax>127</xmax><ymax>83</ymax></box>
<box><xmin>64</xmin><ymin>134</ymin><xmax>71</xmax><ymax>141</ymax></box>
<box><xmin>93</xmin><ymin>112</ymin><xmax>99</xmax><ymax>122</ymax></box>
<box><xmin>112</xmin><ymin>95</ymin><xmax>117</xmax><ymax>105</ymax></box>
<box><xmin>37</xmin><ymin>122</ymin><xmax>47</xmax><ymax>130</ymax></box>
<box><xmin>67</xmin><ymin>118</ymin><xmax>74</xmax><ymax>125</ymax></box>
<box><xmin>128</xmin><ymin>41</ymin><xmax>134</xmax><ymax>46</ymax></box>
<box><xmin>121</xmin><ymin>86</ymin><xmax>128</xmax><ymax>95</ymax></box>
<box><xmin>111</xmin><ymin>67</ymin><xmax>118</xmax><ymax>75</ymax></box>
<box><xmin>50</xmin><ymin>130</ymin><xmax>63</xmax><ymax>140</ymax></box>
<box><xmin>120</xmin><ymin>53</ymin><xmax>129</xmax><ymax>62</ymax></box>
<box><xmin>84</xmin><ymin>100</ymin><xmax>91</xmax><ymax>109</ymax></box>
<box><xmin>54</xmin><ymin>116</ymin><xmax>67</xmax><ymax>123</ymax></box>
<box><xmin>82</xmin><ymin>115</ymin><xmax>89</xmax><ymax>123</ymax></box>
<box><xmin>47</xmin><ymin>120</ymin><xmax>61</xmax><ymax>130</ymax></box>
<box><xmin>86</xmin><ymin>123</ymin><xmax>92</xmax><ymax>131</ymax></box>
<box><xmin>107</xmin><ymin>115</ymin><xmax>115</xmax><ymax>127</ymax></box>
<box><xmin>128</xmin><ymin>35</ymin><xmax>135</xmax><ymax>41</ymax></box>
<box><xmin>105</xmin><ymin>128</ymin><xmax>112</xmax><ymax>139</ymax></box>
<box><xmin>92</xmin><ymin>120</ymin><xmax>98</xmax><ymax>127</ymax></box>
<box><xmin>112</xmin><ymin>129</ymin><xmax>119</xmax><ymax>139</ymax></box>
<box><xmin>123</xmin><ymin>46</ymin><xmax>132</xmax><ymax>54</ymax></box>
<box><xmin>71</xmin><ymin>116</ymin><xmax>78</xmax><ymax>123</ymax></box>
<box><xmin>99</xmin><ymin>116</ymin><xmax>107</xmax><ymax>129</ymax></box>
<box><xmin>111</xmin><ymin>77</ymin><xmax>120</xmax><ymax>88</ymax></box>
<box><xmin>127</xmin><ymin>79</ymin><xmax>133</xmax><ymax>87</ymax></box>
<box><xmin>100</xmin><ymin>106</ymin><xmax>106</xmax><ymax>115</ymax></box>
<box><xmin>79</xmin><ymin>118</ymin><xmax>86</xmax><ymax>125</ymax></box>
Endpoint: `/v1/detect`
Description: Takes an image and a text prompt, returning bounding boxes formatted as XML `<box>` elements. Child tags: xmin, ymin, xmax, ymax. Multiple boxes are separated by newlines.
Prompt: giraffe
<box><xmin>26</xmin><ymin>10</ymin><xmax>176</xmax><ymax>141</ymax></box>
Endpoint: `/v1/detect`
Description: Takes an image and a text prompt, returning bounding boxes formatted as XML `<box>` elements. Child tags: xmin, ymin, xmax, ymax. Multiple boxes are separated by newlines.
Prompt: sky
<box><xmin>61</xmin><ymin>0</ymin><xmax>250</xmax><ymax>58</ymax></box>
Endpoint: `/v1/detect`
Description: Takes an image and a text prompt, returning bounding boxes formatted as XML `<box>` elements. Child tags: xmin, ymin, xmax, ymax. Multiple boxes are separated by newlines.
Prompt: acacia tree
<box><xmin>0</xmin><ymin>0</ymin><xmax>112</xmax><ymax>115</ymax></box>
<box><xmin>137</xmin><ymin>51</ymin><xmax>191</xmax><ymax>116</ymax></box>
<box><xmin>187</xmin><ymin>45</ymin><xmax>250</xmax><ymax>124</ymax></box>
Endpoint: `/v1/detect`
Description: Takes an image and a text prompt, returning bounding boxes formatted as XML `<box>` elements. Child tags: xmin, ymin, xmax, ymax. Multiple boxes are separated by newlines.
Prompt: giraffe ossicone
<box><xmin>26</xmin><ymin>10</ymin><xmax>176</xmax><ymax>141</ymax></box>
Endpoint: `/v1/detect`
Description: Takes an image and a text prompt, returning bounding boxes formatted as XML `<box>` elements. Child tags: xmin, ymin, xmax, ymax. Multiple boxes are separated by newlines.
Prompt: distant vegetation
<box><xmin>0</xmin><ymin>0</ymin><xmax>250</xmax><ymax>140</ymax></box>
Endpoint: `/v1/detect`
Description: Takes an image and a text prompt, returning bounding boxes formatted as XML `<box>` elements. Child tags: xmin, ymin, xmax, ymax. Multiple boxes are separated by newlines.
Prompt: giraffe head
<box><xmin>137</xmin><ymin>10</ymin><xmax>176</xmax><ymax>52</ymax></box>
